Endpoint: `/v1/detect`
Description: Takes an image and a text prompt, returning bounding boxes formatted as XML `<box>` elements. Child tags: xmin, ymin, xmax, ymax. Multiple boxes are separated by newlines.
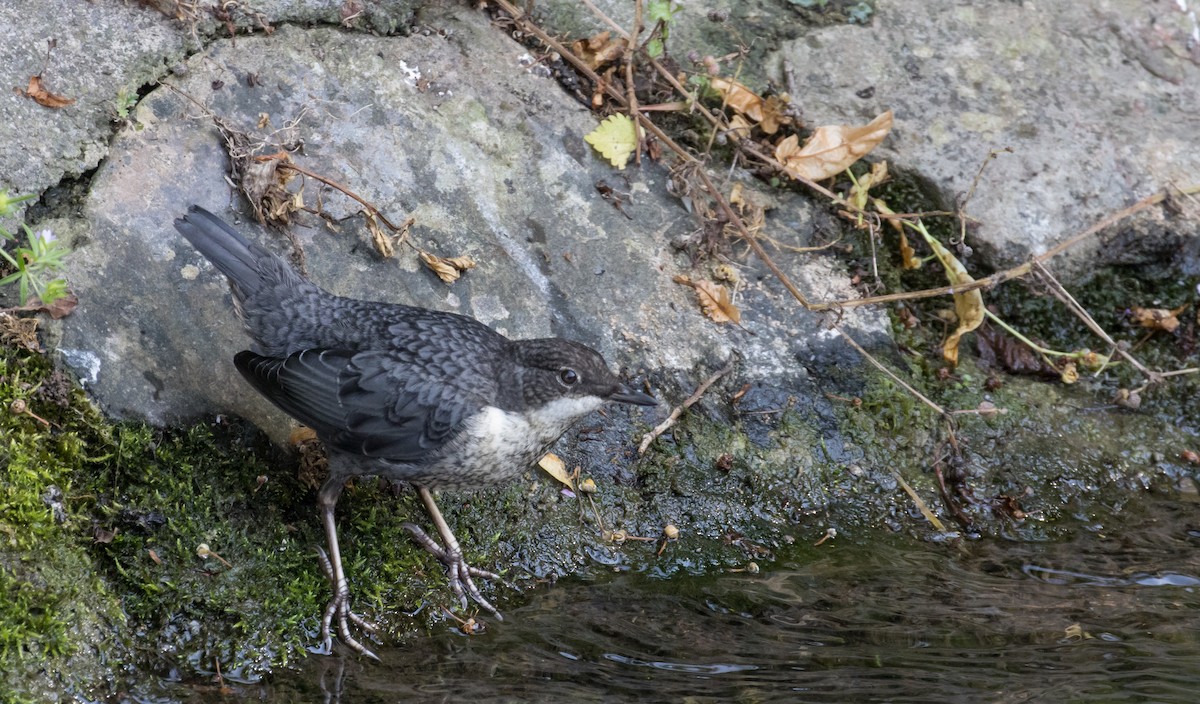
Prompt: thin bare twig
<box><xmin>955</xmin><ymin>147</ymin><xmax>1013</xmax><ymax>248</ymax></box>
<box><xmin>578</xmin><ymin>0</ymin><xmax>632</xmax><ymax>38</ymax></box>
<box><xmin>639</xmin><ymin>362</ymin><xmax>735</xmax><ymax>455</ymax></box>
<box><xmin>809</xmin><ymin>188</ymin><xmax>1198</xmax><ymax>311</ymax></box>
<box><xmin>833</xmin><ymin>327</ymin><xmax>949</xmax><ymax>419</ymax></box>
<box><xmin>1030</xmin><ymin>260</ymin><xmax>1158</xmax><ymax>381</ymax></box>
<box><xmin>276</xmin><ymin>162</ymin><xmax>406</xmax><ymax>232</ymax></box>
<box><xmin>626</xmin><ymin>0</ymin><xmax>643</xmax><ymax>167</ymax></box>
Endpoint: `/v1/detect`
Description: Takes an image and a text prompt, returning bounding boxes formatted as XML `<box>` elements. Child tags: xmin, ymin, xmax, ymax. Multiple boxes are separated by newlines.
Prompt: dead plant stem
<box><xmin>638</xmin><ymin>362</ymin><xmax>735</xmax><ymax>455</ymax></box>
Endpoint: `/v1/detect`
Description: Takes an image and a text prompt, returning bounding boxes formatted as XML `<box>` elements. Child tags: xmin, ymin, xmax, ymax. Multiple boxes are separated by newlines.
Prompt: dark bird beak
<box><xmin>610</xmin><ymin>383</ymin><xmax>657</xmax><ymax>406</ymax></box>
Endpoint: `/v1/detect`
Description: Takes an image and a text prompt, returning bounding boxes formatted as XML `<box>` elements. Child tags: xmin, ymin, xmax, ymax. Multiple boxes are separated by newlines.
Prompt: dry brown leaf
<box><xmin>674</xmin><ymin>274</ymin><xmax>741</xmax><ymax>324</ymax></box>
<box><xmin>420</xmin><ymin>250</ymin><xmax>476</xmax><ymax>284</ymax></box>
<box><xmin>20</xmin><ymin>293</ymin><xmax>78</xmax><ymax>319</ymax></box>
<box><xmin>727</xmin><ymin>114</ymin><xmax>753</xmax><ymax>139</ymax></box>
<box><xmin>1129</xmin><ymin>306</ymin><xmax>1181</xmax><ymax>333</ymax></box>
<box><xmin>695</xmin><ymin>280</ymin><xmax>740</xmax><ymax>323</ymax></box>
<box><xmin>759</xmin><ymin>95</ymin><xmax>793</xmax><ymax>135</ymax></box>
<box><xmin>775</xmin><ymin>110</ymin><xmax>894</xmax><ymax>182</ymax></box>
<box><xmin>18</xmin><ymin>75</ymin><xmax>74</xmax><ymax>108</ymax></box>
<box><xmin>925</xmin><ymin>235</ymin><xmax>983</xmax><ymax>366</ymax></box>
<box><xmin>537</xmin><ymin>453</ymin><xmax>575</xmax><ymax>491</ymax></box>
<box><xmin>975</xmin><ymin>325</ymin><xmax>1058</xmax><ymax>377</ymax></box>
<box><xmin>1059</xmin><ymin>361</ymin><xmax>1079</xmax><ymax>384</ymax></box>
<box><xmin>710</xmin><ymin>77</ymin><xmax>765</xmax><ymax>121</ymax></box>
<box><xmin>444</xmin><ymin>255</ymin><xmax>477</xmax><ymax>272</ymax></box>
<box><xmin>363</xmin><ymin>210</ymin><xmax>393</xmax><ymax>258</ymax></box>
<box><xmin>573</xmin><ymin>31</ymin><xmax>628</xmax><ymax>70</ymax></box>
<box><xmin>898</xmin><ymin>228</ymin><xmax>919</xmax><ymax>270</ymax></box>
<box><xmin>873</xmin><ymin>198</ymin><xmax>920</xmax><ymax>270</ymax></box>
<box><xmin>848</xmin><ymin>161</ymin><xmax>889</xmax><ymax>216</ymax></box>
<box><xmin>729</xmin><ymin>182</ymin><xmax>745</xmax><ymax>209</ymax></box>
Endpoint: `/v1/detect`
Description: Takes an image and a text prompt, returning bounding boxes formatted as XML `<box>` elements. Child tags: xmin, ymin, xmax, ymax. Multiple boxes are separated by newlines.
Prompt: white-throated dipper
<box><xmin>174</xmin><ymin>205</ymin><xmax>656</xmax><ymax>658</ymax></box>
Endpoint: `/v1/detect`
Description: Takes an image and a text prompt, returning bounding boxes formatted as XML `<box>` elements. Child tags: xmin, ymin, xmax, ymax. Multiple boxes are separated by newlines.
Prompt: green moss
<box><xmin>0</xmin><ymin>348</ymin><xmax>122</xmax><ymax>700</ymax></box>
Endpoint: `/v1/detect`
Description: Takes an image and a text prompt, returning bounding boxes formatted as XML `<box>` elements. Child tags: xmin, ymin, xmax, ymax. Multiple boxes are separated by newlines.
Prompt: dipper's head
<box><xmin>510</xmin><ymin>338</ymin><xmax>657</xmax><ymax>421</ymax></box>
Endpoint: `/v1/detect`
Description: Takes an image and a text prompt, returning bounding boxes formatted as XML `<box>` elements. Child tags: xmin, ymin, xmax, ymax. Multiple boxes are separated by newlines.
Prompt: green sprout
<box><xmin>0</xmin><ymin>191</ymin><xmax>70</xmax><ymax>305</ymax></box>
<box><xmin>645</xmin><ymin>0</ymin><xmax>682</xmax><ymax>59</ymax></box>
<box><xmin>113</xmin><ymin>87</ymin><xmax>138</xmax><ymax>121</ymax></box>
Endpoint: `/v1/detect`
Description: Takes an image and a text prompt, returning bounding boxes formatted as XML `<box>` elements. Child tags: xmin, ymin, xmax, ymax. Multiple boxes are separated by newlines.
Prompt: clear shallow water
<box><xmin>175</xmin><ymin>497</ymin><xmax>1200</xmax><ymax>703</ymax></box>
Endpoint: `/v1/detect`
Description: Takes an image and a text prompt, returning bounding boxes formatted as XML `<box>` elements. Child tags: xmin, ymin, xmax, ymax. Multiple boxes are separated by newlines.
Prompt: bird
<box><xmin>173</xmin><ymin>205</ymin><xmax>656</xmax><ymax>659</ymax></box>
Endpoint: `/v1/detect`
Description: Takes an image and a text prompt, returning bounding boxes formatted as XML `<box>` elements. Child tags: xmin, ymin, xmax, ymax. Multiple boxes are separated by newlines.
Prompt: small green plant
<box><xmin>113</xmin><ymin>87</ymin><xmax>138</xmax><ymax>122</ymax></box>
<box><xmin>846</xmin><ymin>2</ymin><xmax>874</xmax><ymax>23</ymax></box>
<box><xmin>645</xmin><ymin>0</ymin><xmax>683</xmax><ymax>59</ymax></box>
<box><xmin>0</xmin><ymin>191</ymin><xmax>70</xmax><ymax>305</ymax></box>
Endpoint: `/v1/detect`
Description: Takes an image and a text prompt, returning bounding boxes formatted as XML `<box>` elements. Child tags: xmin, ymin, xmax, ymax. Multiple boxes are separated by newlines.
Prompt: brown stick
<box><xmin>638</xmin><ymin>362</ymin><xmax>735</xmax><ymax>455</ymax></box>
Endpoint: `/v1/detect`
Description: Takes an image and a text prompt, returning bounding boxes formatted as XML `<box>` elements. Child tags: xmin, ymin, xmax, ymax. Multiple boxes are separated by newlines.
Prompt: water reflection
<box><xmin>192</xmin><ymin>498</ymin><xmax>1200</xmax><ymax>702</ymax></box>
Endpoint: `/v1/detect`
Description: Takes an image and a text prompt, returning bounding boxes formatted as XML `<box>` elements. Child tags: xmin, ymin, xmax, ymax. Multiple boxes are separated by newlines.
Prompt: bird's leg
<box><xmin>316</xmin><ymin>477</ymin><xmax>379</xmax><ymax>660</ymax></box>
<box><xmin>402</xmin><ymin>485</ymin><xmax>506</xmax><ymax>620</ymax></box>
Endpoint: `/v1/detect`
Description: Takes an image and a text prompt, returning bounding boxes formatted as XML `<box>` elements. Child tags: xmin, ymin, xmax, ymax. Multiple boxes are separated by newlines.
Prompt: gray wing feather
<box><xmin>235</xmin><ymin>348</ymin><xmax>493</xmax><ymax>460</ymax></box>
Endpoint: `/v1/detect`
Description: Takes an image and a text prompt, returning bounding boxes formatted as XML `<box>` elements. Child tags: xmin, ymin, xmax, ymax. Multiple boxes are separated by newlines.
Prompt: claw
<box><xmin>316</xmin><ymin>546</ymin><xmax>380</xmax><ymax>660</ymax></box>
<box><xmin>402</xmin><ymin>522</ymin><xmax>506</xmax><ymax>619</ymax></box>
<box><xmin>404</xmin><ymin>486</ymin><xmax>518</xmax><ymax>620</ymax></box>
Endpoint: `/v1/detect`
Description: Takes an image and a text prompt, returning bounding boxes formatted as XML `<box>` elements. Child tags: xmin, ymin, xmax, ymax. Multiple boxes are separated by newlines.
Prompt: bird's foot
<box><xmin>315</xmin><ymin>546</ymin><xmax>380</xmax><ymax>660</ymax></box>
<box><xmin>402</xmin><ymin>522</ymin><xmax>510</xmax><ymax>620</ymax></box>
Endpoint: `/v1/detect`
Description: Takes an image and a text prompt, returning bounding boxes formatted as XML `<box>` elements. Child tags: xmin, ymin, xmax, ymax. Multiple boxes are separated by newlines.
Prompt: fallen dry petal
<box><xmin>574</xmin><ymin>31</ymin><xmax>628</xmax><ymax>70</ymax></box>
<box><xmin>419</xmin><ymin>251</ymin><xmax>475</xmax><ymax>284</ymax></box>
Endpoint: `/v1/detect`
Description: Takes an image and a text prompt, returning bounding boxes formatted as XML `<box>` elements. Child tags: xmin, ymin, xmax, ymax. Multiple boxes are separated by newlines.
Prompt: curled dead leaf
<box><xmin>1060</xmin><ymin>361</ymin><xmax>1079</xmax><ymax>384</ymax></box>
<box><xmin>727</xmin><ymin>114</ymin><xmax>753</xmax><ymax>139</ymax></box>
<box><xmin>364</xmin><ymin>210</ymin><xmax>393</xmax><ymax>258</ymax></box>
<box><xmin>976</xmin><ymin>325</ymin><xmax>1058</xmax><ymax>377</ymax></box>
<box><xmin>775</xmin><ymin>110</ymin><xmax>894</xmax><ymax>182</ymax></box>
<box><xmin>18</xmin><ymin>75</ymin><xmax>74</xmax><ymax>108</ymax></box>
<box><xmin>874</xmin><ymin>198</ymin><xmax>920</xmax><ymax>270</ymax></box>
<box><xmin>897</xmin><ymin>229</ymin><xmax>920</xmax><ymax>270</ymax></box>
<box><xmin>12</xmin><ymin>293</ymin><xmax>78</xmax><ymax>320</ymax></box>
<box><xmin>420</xmin><ymin>250</ymin><xmax>476</xmax><ymax>284</ymax></box>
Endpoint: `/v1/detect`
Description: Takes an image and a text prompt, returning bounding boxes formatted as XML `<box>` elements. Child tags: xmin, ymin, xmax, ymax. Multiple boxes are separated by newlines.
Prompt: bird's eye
<box><xmin>558</xmin><ymin>368</ymin><xmax>579</xmax><ymax>386</ymax></box>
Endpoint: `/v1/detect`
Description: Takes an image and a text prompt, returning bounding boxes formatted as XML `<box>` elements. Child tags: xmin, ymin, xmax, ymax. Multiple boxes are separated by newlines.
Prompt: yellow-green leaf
<box><xmin>923</xmin><ymin>233</ymin><xmax>984</xmax><ymax>366</ymax></box>
<box><xmin>584</xmin><ymin>113</ymin><xmax>638</xmax><ymax>169</ymax></box>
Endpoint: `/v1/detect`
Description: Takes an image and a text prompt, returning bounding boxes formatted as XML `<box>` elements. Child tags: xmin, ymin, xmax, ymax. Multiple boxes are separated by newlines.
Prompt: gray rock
<box><xmin>766</xmin><ymin>0</ymin><xmax>1200</xmax><ymax>272</ymax></box>
<box><xmin>48</xmin><ymin>8</ymin><xmax>883</xmax><ymax>437</ymax></box>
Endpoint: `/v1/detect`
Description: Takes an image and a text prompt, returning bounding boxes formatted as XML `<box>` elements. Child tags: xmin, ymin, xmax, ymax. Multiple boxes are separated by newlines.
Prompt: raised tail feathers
<box><xmin>174</xmin><ymin>205</ymin><xmax>276</xmax><ymax>299</ymax></box>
